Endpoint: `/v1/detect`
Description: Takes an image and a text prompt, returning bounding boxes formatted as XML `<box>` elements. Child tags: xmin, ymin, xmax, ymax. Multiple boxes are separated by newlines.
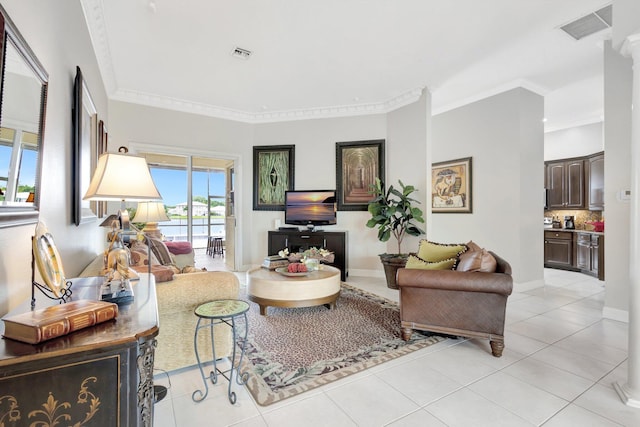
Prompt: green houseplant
<box><xmin>366</xmin><ymin>178</ymin><xmax>425</xmax><ymax>288</ymax></box>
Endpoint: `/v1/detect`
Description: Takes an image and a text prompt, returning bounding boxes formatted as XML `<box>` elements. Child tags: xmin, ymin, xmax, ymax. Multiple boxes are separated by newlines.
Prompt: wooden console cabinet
<box><xmin>0</xmin><ymin>275</ymin><xmax>159</xmax><ymax>426</ymax></box>
<box><xmin>268</xmin><ymin>230</ymin><xmax>348</xmax><ymax>281</ymax></box>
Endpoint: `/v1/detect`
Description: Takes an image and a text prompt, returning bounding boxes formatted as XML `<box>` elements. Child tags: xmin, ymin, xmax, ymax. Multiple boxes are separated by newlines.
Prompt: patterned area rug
<box><xmin>239</xmin><ymin>283</ymin><xmax>446</xmax><ymax>406</ymax></box>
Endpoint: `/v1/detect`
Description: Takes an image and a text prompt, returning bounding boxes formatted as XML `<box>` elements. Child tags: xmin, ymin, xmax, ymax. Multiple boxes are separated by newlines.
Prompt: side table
<box><xmin>192</xmin><ymin>299</ymin><xmax>250</xmax><ymax>404</ymax></box>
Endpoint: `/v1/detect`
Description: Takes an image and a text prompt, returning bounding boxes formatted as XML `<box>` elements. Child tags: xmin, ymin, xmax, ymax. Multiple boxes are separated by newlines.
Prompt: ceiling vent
<box><xmin>560</xmin><ymin>5</ymin><xmax>612</xmax><ymax>40</ymax></box>
<box><xmin>231</xmin><ymin>47</ymin><xmax>252</xmax><ymax>60</ymax></box>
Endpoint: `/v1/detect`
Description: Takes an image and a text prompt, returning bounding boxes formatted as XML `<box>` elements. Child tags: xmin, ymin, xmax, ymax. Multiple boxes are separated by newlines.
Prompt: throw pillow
<box><xmin>417</xmin><ymin>239</ymin><xmax>467</xmax><ymax>262</ymax></box>
<box><xmin>131</xmin><ymin>264</ymin><xmax>175</xmax><ymax>282</ymax></box>
<box><xmin>148</xmin><ymin>238</ymin><xmax>174</xmax><ymax>266</ymax></box>
<box><xmin>456</xmin><ymin>245</ymin><xmax>497</xmax><ymax>273</ymax></box>
<box><xmin>129</xmin><ymin>241</ymin><xmax>160</xmax><ymax>267</ymax></box>
<box><xmin>405</xmin><ymin>254</ymin><xmax>457</xmax><ymax>270</ymax></box>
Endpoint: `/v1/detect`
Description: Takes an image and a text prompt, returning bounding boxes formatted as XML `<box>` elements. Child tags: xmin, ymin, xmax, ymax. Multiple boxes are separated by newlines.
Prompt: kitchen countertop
<box><xmin>543</xmin><ymin>227</ymin><xmax>604</xmax><ymax>236</ymax></box>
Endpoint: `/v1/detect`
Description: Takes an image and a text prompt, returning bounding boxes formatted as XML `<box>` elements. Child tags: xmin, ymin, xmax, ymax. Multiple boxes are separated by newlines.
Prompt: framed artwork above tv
<box><xmin>335</xmin><ymin>139</ymin><xmax>385</xmax><ymax>211</ymax></box>
<box><xmin>253</xmin><ymin>145</ymin><xmax>295</xmax><ymax>211</ymax></box>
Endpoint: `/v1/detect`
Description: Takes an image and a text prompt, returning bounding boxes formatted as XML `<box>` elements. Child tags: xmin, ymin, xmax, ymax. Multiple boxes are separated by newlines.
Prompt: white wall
<box><xmin>0</xmin><ymin>1</ymin><xmax>107</xmax><ymax>315</ymax></box>
<box><xmin>603</xmin><ymin>41</ymin><xmax>633</xmax><ymax>320</ymax></box>
<box><xmin>431</xmin><ymin>88</ymin><xmax>544</xmax><ymax>286</ymax></box>
<box><xmin>385</xmin><ymin>89</ymin><xmax>430</xmax><ymax>257</ymax></box>
<box><xmin>545</xmin><ymin>122</ymin><xmax>604</xmax><ymax>161</ymax></box>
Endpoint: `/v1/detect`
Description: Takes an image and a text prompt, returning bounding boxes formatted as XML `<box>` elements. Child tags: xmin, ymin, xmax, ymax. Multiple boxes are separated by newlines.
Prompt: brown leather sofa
<box><xmin>396</xmin><ymin>252</ymin><xmax>513</xmax><ymax>357</ymax></box>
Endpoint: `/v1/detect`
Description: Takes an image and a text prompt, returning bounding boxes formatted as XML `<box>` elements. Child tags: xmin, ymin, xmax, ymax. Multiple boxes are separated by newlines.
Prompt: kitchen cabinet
<box><xmin>587</xmin><ymin>152</ymin><xmax>604</xmax><ymax>210</ymax></box>
<box><xmin>544</xmin><ymin>230</ymin><xmax>574</xmax><ymax>269</ymax></box>
<box><xmin>575</xmin><ymin>232</ymin><xmax>604</xmax><ymax>280</ymax></box>
<box><xmin>546</xmin><ymin>159</ymin><xmax>585</xmax><ymax>209</ymax></box>
<box><xmin>544</xmin><ymin>152</ymin><xmax>604</xmax><ymax>211</ymax></box>
<box><xmin>268</xmin><ymin>230</ymin><xmax>348</xmax><ymax>280</ymax></box>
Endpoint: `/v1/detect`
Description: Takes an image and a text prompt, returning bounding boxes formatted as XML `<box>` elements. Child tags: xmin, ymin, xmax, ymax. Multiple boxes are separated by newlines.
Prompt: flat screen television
<box><xmin>285</xmin><ymin>190</ymin><xmax>337</xmax><ymax>226</ymax></box>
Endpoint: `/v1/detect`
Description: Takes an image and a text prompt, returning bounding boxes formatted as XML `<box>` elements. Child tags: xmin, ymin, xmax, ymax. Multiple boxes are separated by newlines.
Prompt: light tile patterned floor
<box><xmin>154</xmin><ymin>256</ymin><xmax>638</xmax><ymax>426</ymax></box>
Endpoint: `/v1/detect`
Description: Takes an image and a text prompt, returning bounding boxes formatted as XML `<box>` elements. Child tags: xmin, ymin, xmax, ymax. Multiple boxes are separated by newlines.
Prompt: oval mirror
<box><xmin>0</xmin><ymin>5</ymin><xmax>49</xmax><ymax>228</ymax></box>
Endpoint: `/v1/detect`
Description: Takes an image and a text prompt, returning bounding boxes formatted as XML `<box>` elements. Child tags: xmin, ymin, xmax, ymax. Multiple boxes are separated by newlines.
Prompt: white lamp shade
<box><xmin>132</xmin><ymin>201</ymin><xmax>170</xmax><ymax>223</ymax></box>
<box><xmin>83</xmin><ymin>152</ymin><xmax>162</xmax><ymax>201</ymax></box>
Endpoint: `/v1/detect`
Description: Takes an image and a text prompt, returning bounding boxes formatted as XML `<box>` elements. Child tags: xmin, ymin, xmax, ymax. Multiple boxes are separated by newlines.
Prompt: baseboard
<box><xmin>513</xmin><ymin>279</ymin><xmax>545</xmax><ymax>292</ymax></box>
<box><xmin>603</xmin><ymin>306</ymin><xmax>629</xmax><ymax>323</ymax></box>
<box><xmin>347</xmin><ymin>269</ymin><xmax>385</xmax><ymax>279</ymax></box>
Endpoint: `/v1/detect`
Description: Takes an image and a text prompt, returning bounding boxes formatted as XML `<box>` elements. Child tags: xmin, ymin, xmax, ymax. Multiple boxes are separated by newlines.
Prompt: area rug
<box><xmin>239</xmin><ymin>283</ymin><xmax>446</xmax><ymax>406</ymax></box>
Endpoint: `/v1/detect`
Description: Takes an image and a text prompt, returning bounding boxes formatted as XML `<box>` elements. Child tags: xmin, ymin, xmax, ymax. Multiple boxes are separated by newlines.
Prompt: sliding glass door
<box><xmin>141</xmin><ymin>153</ymin><xmax>231</xmax><ymax>250</ymax></box>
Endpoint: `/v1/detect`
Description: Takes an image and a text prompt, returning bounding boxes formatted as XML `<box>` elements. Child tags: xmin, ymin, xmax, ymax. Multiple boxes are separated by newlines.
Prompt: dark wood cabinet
<box><xmin>545</xmin><ymin>152</ymin><xmax>604</xmax><ymax>211</ymax></box>
<box><xmin>587</xmin><ymin>152</ymin><xmax>604</xmax><ymax>210</ymax></box>
<box><xmin>0</xmin><ymin>276</ymin><xmax>159</xmax><ymax>426</ymax></box>
<box><xmin>544</xmin><ymin>231</ymin><xmax>604</xmax><ymax>280</ymax></box>
<box><xmin>544</xmin><ymin>230</ymin><xmax>574</xmax><ymax>269</ymax></box>
<box><xmin>546</xmin><ymin>159</ymin><xmax>585</xmax><ymax>209</ymax></box>
<box><xmin>268</xmin><ymin>230</ymin><xmax>348</xmax><ymax>280</ymax></box>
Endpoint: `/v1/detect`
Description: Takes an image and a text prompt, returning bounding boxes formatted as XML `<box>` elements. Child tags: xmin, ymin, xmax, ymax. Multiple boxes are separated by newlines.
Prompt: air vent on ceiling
<box><xmin>231</xmin><ymin>47</ymin><xmax>252</xmax><ymax>60</ymax></box>
<box><xmin>560</xmin><ymin>4</ymin><xmax>612</xmax><ymax>40</ymax></box>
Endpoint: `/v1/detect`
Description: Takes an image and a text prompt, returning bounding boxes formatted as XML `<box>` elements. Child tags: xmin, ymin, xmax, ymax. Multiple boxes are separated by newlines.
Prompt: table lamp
<box><xmin>132</xmin><ymin>201</ymin><xmax>170</xmax><ymax>239</ymax></box>
<box><xmin>84</xmin><ymin>147</ymin><xmax>162</xmax><ymax>304</ymax></box>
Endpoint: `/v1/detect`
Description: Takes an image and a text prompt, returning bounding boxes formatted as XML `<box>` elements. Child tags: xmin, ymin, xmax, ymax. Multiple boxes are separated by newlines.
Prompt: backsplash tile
<box><xmin>544</xmin><ymin>210</ymin><xmax>603</xmax><ymax>229</ymax></box>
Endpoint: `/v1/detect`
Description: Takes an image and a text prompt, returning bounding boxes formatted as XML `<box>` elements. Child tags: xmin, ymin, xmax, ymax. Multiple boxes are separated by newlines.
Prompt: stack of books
<box><xmin>262</xmin><ymin>255</ymin><xmax>289</xmax><ymax>270</ymax></box>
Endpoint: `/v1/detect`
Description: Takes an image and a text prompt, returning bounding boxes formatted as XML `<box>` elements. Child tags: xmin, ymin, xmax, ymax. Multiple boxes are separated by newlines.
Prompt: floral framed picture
<box><xmin>432</xmin><ymin>157</ymin><xmax>472</xmax><ymax>213</ymax></box>
<box><xmin>335</xmin><ymin>139</ymin><xmax>385</xmax><ymax>211</ymax></box>
<box><xmin>253</xmin><ymin>145</ymin><xmax>295</xmax><ymax>211</ymax></box>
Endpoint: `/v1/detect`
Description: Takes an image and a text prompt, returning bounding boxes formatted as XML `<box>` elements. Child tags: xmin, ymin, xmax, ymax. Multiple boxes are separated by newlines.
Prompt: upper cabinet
<box><xmin>586</xmin><ymin>152</ymin><xmax>604</xmax><ymax>211</ymax></box>
<box><xmin>546</xmin><ymin>158</ymin><xmax>585</xmax><ymax>209</ymax></box>
<box><xmin>545</xmin><ymin>152</ymin><xmax>604</xmax><ymax>211</ymax></box>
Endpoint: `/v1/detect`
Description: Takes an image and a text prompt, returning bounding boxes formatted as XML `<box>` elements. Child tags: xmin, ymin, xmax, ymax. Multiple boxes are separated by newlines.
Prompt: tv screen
<box><xmin>285</xmin><ymin>190</ymin><xmax>337</xmax><ymax>226</ymax></box>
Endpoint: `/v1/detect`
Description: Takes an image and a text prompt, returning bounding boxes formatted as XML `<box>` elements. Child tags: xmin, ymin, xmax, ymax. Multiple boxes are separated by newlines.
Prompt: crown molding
<box><xmin>81</xmin><ymin>0</ymin><xmax>423</xmax><ymax>123</ymax></box>
<box><xmin>112</xmin><ymin>88</ymin><xmax>424</xmax><ymax>124</ymax></box>
<box><xmin>81</xmin><ymin>0</ymin><xmax>118</xmax><ymax>95</ymax></box>
<box><xmin>432</xmin><ymin>79</ymin><xmax>549</xmax><ymax>116</ymax></box>
<box><xmin>621</xmin><ymin>32</ymin><xmax>640</xmax><ymax>61</ymax></box>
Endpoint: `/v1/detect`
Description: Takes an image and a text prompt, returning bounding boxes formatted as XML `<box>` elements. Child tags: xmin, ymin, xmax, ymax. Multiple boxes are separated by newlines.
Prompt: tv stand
<box><xmin>268</xmin><ymin>230</ymin><xmax>348</xmax><ymax>281</ymax></box>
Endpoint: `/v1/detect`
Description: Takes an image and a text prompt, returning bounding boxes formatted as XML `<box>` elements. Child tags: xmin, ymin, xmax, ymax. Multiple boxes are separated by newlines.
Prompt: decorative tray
<box><xmin>275</xmin><ymin>267</ymin><xmax>310</xmax><ymax>277</ymax></box>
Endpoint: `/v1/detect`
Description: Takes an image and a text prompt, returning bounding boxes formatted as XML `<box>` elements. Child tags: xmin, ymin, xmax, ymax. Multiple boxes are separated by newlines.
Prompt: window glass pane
<box><xmin>149</xmin><ymin>165</ymin><xmax>187</xmax><ymax>241</ymax></box>
<box><xmin>16</xmin><ymin>144</ymin><xmax>37</xmax><ymax>201</ymax></box>
<box><xmin>0</xmin><ymin>143</ymin><xmax>10</xmax><ymax>201</ymax></box>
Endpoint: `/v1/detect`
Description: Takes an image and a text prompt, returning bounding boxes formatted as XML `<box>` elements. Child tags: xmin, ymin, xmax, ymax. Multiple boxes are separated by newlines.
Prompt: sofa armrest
<box><xmin>397</xmin><ymin>268</ymin><xmax>513</xmax><ymax>296</ymax></box>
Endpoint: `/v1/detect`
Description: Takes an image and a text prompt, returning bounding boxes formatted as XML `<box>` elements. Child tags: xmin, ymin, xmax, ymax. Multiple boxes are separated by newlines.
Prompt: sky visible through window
<box><xmin>150</xmin><ymin>167</ymin><xmax>225</xmax><ymax>207</ymax></box>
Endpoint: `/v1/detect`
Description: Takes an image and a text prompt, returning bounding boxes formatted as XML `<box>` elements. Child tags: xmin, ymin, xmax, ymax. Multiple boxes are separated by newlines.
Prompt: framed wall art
<box><xmin>253</xmin><ymin>145</ymin><xmax>295</xmax><ymax>211</ymax></box>
<box><xmin>72</xmin><ymin>66</ymin><xmax>98</xmax><ymax>226</ymax></box>
<box><xmin>335</xmin><ymin>139</ymin><xmax>385</xmax><ymax>211</ymax></box>
<box><xmin>91</xmin><ymin>119</ymin><xmax>108</xmax><ymax>218</ymax></box>
<box><xmin>432</xmin><ymin>157</ymin><xmax>472</xmax><ymax>213</ymax></box>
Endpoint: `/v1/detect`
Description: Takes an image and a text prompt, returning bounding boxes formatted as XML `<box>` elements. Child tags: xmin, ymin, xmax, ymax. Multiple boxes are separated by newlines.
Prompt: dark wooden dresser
<box><xmin>0</xmin><ymin>275</ymin><xmax>159</xmax><ymax>426</ymax></box>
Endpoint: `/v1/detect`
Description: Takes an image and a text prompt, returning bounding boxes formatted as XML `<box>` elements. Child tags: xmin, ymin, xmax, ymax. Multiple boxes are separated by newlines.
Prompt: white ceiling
<box><xmin>81</xmin><ymin>0</ymin><xmax>613</xmax><ymax>132</ymax></box>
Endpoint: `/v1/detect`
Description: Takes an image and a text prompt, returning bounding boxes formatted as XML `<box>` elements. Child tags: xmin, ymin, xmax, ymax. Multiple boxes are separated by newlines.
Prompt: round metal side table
<box><xmin>191</xmin><ymin>299</ymin><xmax>250</xmax><ymax>404</ymax></box>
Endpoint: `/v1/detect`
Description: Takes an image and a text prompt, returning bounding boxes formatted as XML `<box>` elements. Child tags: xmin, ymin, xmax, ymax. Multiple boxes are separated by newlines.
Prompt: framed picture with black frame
<box><xmin>72</xmin><ymin>66</ymin><xmax>98</xmax><ymax>226</ymax></box>
<box><xmin>335</xmin><ymin>139</ymin><xmax>385</xmax><ymax>211</ymax></box>
<box><xmin>253</xmin><ymin>145</ymin><xmax>295</xmax><ymax>211</ymax></box>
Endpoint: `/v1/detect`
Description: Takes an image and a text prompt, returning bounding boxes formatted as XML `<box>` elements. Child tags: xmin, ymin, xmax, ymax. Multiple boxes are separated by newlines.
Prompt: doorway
<box><xmin>134</xmin><ymin>149</ymin><xmax>238</xmax><ymax>271</ymax></box>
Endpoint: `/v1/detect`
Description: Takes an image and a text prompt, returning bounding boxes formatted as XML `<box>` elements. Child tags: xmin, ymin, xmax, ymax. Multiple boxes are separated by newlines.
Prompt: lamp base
<box><xmin>101</xmin><ymin>279</ymin><xmax>134</xmax><ymax>305</ymax></box>
<box><xmin>142</xmin><ymin>222</ymin><xmax>163</xmax><ymax>239</ymax></box>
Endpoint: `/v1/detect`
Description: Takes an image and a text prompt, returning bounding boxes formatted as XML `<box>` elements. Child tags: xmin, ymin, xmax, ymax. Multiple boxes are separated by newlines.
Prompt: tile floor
<box><xmin>153</xmin><ymin>255</ymin><xmax>639</xmax><ymax>426</ymax></box>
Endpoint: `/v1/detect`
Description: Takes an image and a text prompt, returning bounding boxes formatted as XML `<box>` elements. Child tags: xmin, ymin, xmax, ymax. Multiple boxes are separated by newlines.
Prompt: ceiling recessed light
<box><xmin>231</xmin><ymin>47</ymin><xmax>252</xmax><ymax>60</ymax></box>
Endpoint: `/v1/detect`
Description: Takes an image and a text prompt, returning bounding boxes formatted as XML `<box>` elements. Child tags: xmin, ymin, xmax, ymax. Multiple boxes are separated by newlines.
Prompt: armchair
<box><xmin>397</xmin><ymin>251</ymin><xmax>513</xmax><ymax>357</ymax></box>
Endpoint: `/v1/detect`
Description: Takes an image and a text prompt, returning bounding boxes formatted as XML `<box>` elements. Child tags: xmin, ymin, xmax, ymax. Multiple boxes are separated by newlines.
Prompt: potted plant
<box><xmin>366</xmin><ymin>178</ymin><xmax>425</xmax><ymax>288</ymax></box>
